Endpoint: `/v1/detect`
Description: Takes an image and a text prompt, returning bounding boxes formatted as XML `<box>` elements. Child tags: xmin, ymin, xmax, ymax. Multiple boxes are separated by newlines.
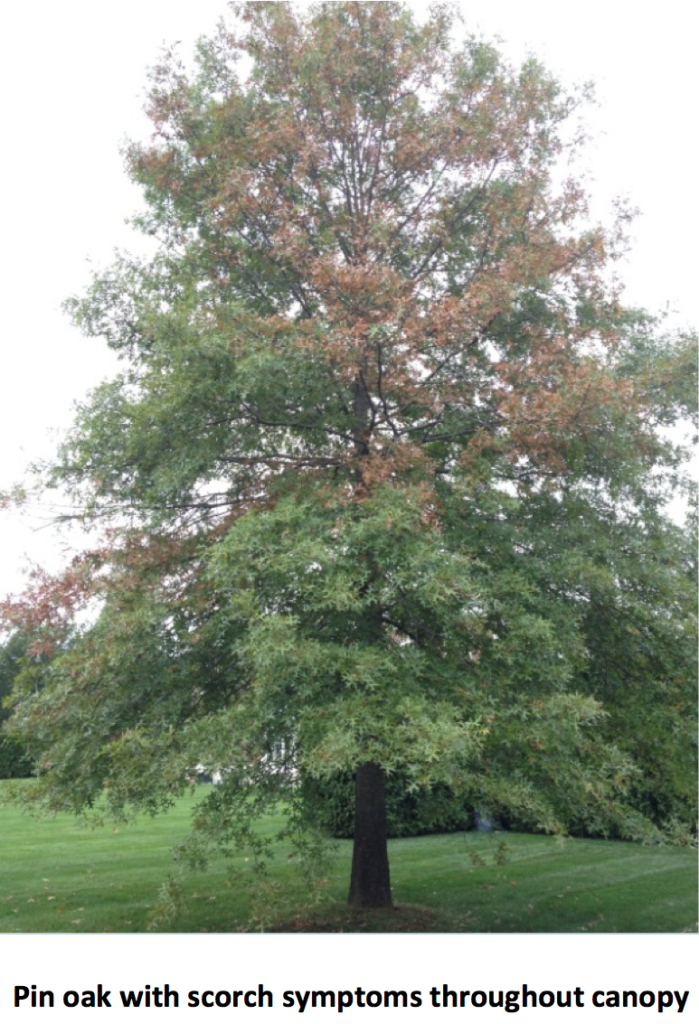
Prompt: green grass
<box><xmin>1</xmin><ymin>784</ymin><xmax>696</xmax><ymax>933</ymax></box>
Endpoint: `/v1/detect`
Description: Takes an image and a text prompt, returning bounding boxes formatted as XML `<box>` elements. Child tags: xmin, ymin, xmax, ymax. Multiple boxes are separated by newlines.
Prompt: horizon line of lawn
<box><xmin>1</xmin><ymin>785</ymin><xmax>696</xmax><ymax>933</ymax></box>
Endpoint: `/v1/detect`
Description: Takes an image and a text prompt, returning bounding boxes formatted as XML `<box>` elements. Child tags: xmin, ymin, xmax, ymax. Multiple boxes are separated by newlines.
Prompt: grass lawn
<box><xmin>1</xmin><ymin>783</ymin><xmax>696</xmax><ymax>933</ymax></box>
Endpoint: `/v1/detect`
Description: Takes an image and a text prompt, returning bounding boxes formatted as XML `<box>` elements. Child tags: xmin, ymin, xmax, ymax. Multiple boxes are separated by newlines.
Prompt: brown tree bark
<box><xmin>348</xmin><ymin>761</ymin><xmax>393</xmax><ymax>908</ymax></box>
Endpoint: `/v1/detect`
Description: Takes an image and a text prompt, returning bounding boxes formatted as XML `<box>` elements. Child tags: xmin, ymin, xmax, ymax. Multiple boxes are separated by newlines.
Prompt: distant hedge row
<box><xmin>301</xmin><ymin>773</ymin><xmax>476</xmax><ymax>839</ymax></box>
<box><xmin>0</xmin><ymin>736</ymin><xmax>33</xmax><ymax>779</ymax></box>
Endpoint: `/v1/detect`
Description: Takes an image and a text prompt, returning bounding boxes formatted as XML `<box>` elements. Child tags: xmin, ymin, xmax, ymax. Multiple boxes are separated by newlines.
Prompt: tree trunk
<box><xmin>348</xmin><ymin>761</ymin><xmax>393</xmax><ymax>908</ymax></box>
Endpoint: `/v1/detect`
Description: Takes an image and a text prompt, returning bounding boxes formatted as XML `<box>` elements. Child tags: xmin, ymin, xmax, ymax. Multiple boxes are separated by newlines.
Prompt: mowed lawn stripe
<box><xmin>1</xmin><ymin>787</ymin><xmax>696</xmax><ymax>933</ymax></box>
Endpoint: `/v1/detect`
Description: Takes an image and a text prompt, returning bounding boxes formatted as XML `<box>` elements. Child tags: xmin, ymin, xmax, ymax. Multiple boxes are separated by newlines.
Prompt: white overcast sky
<box><xmin>0</xmin><ymin>0</ymin><xmax>697</xmax><ymax>597</ymax></box>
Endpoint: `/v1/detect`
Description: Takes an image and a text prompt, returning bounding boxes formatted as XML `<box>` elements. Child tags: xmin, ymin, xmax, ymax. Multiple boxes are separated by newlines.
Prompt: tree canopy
<box><xmin>0</xmin><ymin>631</ymin><xmax>35</xmax><ymax>778</ymax></box>
<box><xmin>2</xmin><ymin>1</ymin><xmax>696</xmax><ymax>910</ymax></box>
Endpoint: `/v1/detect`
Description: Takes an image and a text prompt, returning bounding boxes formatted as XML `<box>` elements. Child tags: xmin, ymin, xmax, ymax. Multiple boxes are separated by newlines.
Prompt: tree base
<box><xmin>348</xmin><ymin>762</ymin><xmax>393</xmax><ymax>908</ymax></box>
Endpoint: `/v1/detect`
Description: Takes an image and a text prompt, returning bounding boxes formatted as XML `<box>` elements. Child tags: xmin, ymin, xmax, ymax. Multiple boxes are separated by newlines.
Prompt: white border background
<box><xmin>1</xmin><ymin>0</ymin><xmax>697</xmax><ymax>1010</ymax></box>
<box><xmin>3</xmin><ymin>934</ymin><xmax>697</xmax><ymax>1018</ymax></box>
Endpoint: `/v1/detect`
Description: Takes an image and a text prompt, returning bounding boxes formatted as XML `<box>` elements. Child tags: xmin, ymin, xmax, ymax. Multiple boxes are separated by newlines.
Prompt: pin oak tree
<box><xmin>3</xmin><ymin>2</ymin><xmax>696</xmax><ymax>911</ymax></box>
